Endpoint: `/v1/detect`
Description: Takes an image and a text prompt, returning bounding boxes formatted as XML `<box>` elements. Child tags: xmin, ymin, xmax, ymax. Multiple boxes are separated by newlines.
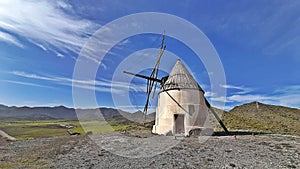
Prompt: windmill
<box><xmin>124</xmin><ymin>33</ymin><xmax>229</xmax><ymax>136</ymax></box>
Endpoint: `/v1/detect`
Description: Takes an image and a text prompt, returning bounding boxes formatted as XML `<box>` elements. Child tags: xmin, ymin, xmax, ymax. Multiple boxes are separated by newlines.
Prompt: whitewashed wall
<box><xmin>152</xmin><ymin>88</ymin><xmax>209</xmax><ymax>136</ymax></box>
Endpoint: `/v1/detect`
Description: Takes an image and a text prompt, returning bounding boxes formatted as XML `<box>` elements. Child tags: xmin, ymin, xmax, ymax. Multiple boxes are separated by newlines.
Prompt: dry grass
<box><xmin>220</xmin><ymin>102</ymin><xmax>300</xmax><ymax>136</ymax></box>
<box><xmin>0</xmin><ymin>135</ymin><xmax>88</xmax><ymax>169</ymax></box>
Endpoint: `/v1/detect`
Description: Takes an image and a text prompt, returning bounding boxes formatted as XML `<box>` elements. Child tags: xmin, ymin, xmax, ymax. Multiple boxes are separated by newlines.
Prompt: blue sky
<box><xmin>0</xmin><ymin>0</ymin><xmax>299</xmax><ymax>111</ymax></box>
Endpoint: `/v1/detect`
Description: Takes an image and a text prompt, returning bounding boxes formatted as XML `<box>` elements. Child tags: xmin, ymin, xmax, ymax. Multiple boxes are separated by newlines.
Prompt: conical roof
<box><xmin>161</xmin><ymin>60</ymin><xmax>204</xmax><ymax>92</ymax></box>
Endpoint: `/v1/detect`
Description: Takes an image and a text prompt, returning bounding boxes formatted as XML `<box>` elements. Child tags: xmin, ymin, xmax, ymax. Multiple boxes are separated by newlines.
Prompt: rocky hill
<box><xmin>221</xmin><ymin>102</ymin><xmax>300</xmax><ymax>136</ymax></box>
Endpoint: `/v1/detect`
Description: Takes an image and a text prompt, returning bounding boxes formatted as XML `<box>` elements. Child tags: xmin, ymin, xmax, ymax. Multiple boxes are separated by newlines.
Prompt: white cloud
<box><xmin>56</xmin><ymin>0</ymin><xmax>72</xmax><ymax>10</ymax></box>
<box><xmin>225</xmin><ymin>87</ymin><xmax>300</xmax><ymax>109</ymax></box>
<box><xmin>210</xmin><ymin>96</ymin><xmax>227</xmax><ymax>102</ymax></box>
<box><xmin>29</xmin><ymin>41</ymin><xmax>48</xmax><ymax>51</ymax></box>
<box><xmin>204</xmin><ymin>91</ymin><xmax>216</xmax><ymax>97</ymax></box>
<box><xmin>209</xmin><ymin>84</ymin><xmax>300</xmax><ymax>110</ymax></box>
<box><xmin>0</xmin><ymin>0</ymin><xmax>99</xmax><ymax>59</ymax></box>
<box><xmin>220</xmin><ymin>84</ymin><xmax>252</xmax><ymax>94</ymax></box>
<box><xmin>220</xmin><ymin>84</ymin><xmax>244</xmax><ymax>90</ymax></box>
<box><xmin>227</xmin><ymin>94</ymin><xmax>266</xmax><ymax>103</ymax></box>
<box><xmin>265</xmin><ymin>86</ymin><xmax>300</xmax><ymax>108</ymax></box>
<box><xmin>202</xmin><ymin>1</ymin><xmax>300</xmax><ymax>57</ymax></box>
<box><xmin>8</xmin><ymin>71</ymin><xmax>146</xmax><ymax>94</ymax></box>
<box><xmin>11</xmin><ymin>71</ymin><xmax>58</xmax><ymax>81</ymax></box>
<box><xmin>1</xmin><ymin>79</ymin><xmax>54</xmax><ymax>89</ymax></box>
<box><xmin>56</xmin><ymin>52</ymin><xmax>64</xmax><ymax>58</ymax></box>
<box><xmin>0</xmin><ymin>31</ymin><xmax>24</xmax><ymax>48</ymax></box>
<box><xmin>277</xmin><ymin>94</ymin><xmax>300</xmax><ymax>106</ymax></box>
<box><xmin>273</xmin><ymin>85</ymin><xmax>300</xmax><ymax>94</ymax></box>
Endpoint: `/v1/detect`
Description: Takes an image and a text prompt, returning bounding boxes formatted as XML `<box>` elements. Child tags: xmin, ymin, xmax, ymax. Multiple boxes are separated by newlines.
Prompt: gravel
<box><xmin>1</xmin><ymin>132</ymin><xmax>299</xmax><ymax>169</ymax></box>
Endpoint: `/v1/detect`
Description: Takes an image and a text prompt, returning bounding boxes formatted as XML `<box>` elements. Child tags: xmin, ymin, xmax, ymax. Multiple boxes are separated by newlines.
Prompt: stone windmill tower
<box><xmin>152</xmin><ymin>60</ymin><xmax>209</xmax><ymax>136</ymax></box>
<box><xmin>124</xmin><ymin>33</ymin><xmax>228</xmax><ymax>136</ymax></box>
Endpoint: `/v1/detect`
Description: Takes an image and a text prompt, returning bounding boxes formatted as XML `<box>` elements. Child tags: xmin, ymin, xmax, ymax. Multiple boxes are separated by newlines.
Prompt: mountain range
<box><xmin>0</xmin><ymin>102</ymin><xmax>299</xmax><ymax>135</ymax></box>
<box><xmin>0</xmin><ymin>104</ymin><xmax>155</xmax><ymax>124</ymax></box>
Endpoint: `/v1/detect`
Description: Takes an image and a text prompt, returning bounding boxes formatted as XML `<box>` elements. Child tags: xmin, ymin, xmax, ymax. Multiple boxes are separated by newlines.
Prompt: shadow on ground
<box><xmin>213</xmin><ymin>131</ymin><xmax>268</xmax><ymax>136</ymax></box>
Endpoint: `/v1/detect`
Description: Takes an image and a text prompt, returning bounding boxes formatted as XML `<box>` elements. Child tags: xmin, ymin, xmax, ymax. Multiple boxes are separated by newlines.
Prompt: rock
<box><xmin>207</xmin><ymin>158</ymin><xmax>214</xmax><ymax>162</ymax></box>
<box><xmin>229</xmin><ymin>163</ymin><xmax>236</xmax><ymax>167</ymax></box>
<box><xmin>0</xmin><ymin>129</ymin><xmax>17</xmax><ymax>141</ymax></box>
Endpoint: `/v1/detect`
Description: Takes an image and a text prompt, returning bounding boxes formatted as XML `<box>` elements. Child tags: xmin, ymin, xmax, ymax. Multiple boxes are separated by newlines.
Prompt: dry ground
<box><xmin>1</xmin><ymin>131</ymin><xmax>299</xmax><ymax>169</ymax></box>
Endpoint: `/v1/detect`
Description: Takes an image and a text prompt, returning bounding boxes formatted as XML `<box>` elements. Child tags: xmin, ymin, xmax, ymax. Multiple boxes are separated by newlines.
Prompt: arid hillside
<box><xmin>221</xmin><ymin>102</ymin><xmax>300</xmax><ymax>136</ymax></box>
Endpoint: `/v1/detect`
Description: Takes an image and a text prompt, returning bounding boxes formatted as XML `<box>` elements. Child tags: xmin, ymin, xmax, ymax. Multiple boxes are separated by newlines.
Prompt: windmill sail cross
<box><xmin>123</xmin><ymin>32</ymin><xmax>229</xmax><ymax>136</ymax></box>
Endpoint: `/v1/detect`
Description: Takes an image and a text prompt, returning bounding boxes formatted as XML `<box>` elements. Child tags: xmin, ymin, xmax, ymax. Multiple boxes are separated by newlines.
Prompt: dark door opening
<box><xmin>174</xmin><ymin>114</ymin><xmax>185</xmax><ymax>134</ymax></box>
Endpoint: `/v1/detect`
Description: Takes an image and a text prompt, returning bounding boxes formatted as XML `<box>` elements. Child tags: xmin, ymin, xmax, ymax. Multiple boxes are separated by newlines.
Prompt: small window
<box><xmin>188</xmin><ymin>105</ymin><xmax>195</xmax><ymax>115</ymax></box>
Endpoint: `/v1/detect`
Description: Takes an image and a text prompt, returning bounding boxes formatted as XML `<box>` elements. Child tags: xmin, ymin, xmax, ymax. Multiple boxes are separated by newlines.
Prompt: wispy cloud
<box><xmin>0</xmin><ymin>31</ymin><xmax>24</xmax><ymax>48</ymax></box>
<box><xmin>226</xmin><ymin>94</ymin><xmax>266</xmax><ymax>103</ymax></box>
<box><xmin>210</xmin><ymin>96</ymin><xmax>227</xmax><ymax>103</ymax></box>
<box><xmin>11</xmin><ymin>71</ymin><xmax>58</xmax><ymax>81</ymax></box>
<box><xmin>8</xmin><ymin>70</ymin><xmax>300</xmax><ymax>110</ymax></box>
<box><xmin>268</xmin><ymin>85</ymin><xmax>300</xmax><ymax>107</ymax></box>
<box><xmin>220</xmin><ymin>84</ymin><xmax>245</xmax><ymax>90</ymax></box>
<box><xmin>1</xmin><ymin>79</ymin><xmax>54</xmax><ymax>89</ymax></box>
<box><xmin>204</xmin><ymin>91</ymin><xmax>216</xmax><ymax>97</ymax></box>
<box><xmin>220</xmin><ymin>84</ymin><xmax>252</xmax><ymax>94</ymax></box>
<box><xmin>9</xmin><ymin>71</ymin><xmax>146</xmax><ymax>94</ymax></box>
<box><xmin>208</xmin><ymin>84</ymin><xmax>300</xmax><ymax>110</ymax></box>
<box><xmin>226</xmin><ymin>93</ymin><xmax>300</xmax><ymax>108</ymax></box>
<box><xmin>56</xmin><ymin>52</ymin><xmax>65</xmax><ymax>58</ymax></box>
<box><xmin>0</xmin><ymin>0</ymin><xmax>99</xmax><ymax>58</ymax></box>
<box><xmin>200</xmin><ymin>1</ymin><xmax>300</xmax><ymax>57</ymax></box>
<box><xmin>273</xmin><ymin>85</ymin><xmax>300</xmax><ymax>95</ymax></box>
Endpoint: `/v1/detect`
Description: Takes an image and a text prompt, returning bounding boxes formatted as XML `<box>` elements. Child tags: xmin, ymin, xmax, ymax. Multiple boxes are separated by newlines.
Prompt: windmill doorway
<box><xmin>174</xmin><ymin>114</ymin><xmax>185</xmax><ymax>134</ymax></box>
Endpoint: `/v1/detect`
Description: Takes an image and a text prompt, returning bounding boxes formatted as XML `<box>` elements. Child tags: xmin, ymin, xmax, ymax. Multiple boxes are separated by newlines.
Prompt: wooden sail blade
<box><xmin>123</xmin><ymin>71</ymin><xmax>162</xmax><ymax>83</ymax></box>
<box><xmin>123</xmin><ymin>32</ymin><xmax>166</xmax><ymax>124</ymax></box>
<box><xmin>151</xmin><ymin>33</ymin><xmax>166</xmax><ymax>98</ymax></box>
<box><xmin>204</xmin><ymin>97</ymin><xmax>229</xmax><ymax>135</ymax></box>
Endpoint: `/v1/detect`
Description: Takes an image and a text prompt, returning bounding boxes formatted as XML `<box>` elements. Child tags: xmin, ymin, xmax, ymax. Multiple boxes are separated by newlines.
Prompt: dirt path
<box><xmin>0</xmin><ymin>129</ymin><xmax>16</xmax><ymax>141</ymax></box>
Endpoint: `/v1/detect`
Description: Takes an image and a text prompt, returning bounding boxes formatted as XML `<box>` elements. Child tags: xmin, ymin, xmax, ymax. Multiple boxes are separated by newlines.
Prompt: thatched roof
<box><xmin>161</xmin><ymin>60</ymin><xmax>204</xmax><ymax>92</ymax></box>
